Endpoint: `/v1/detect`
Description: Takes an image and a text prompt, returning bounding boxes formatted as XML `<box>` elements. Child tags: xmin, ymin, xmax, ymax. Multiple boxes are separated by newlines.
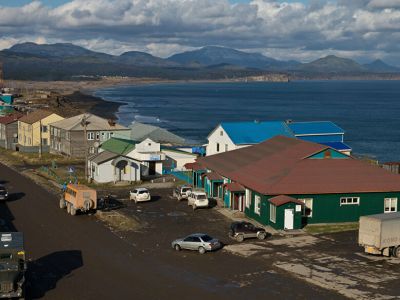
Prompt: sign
<box><xmin>295</xmin><ymin>205</ymin><xmax>302</xmax><ymax>212</ymax></box>
<box><xmin>67</xmin><ymin>166</ymin><xmax>75</xmax><ymax>173</ymax></box>
<box><xmin>149</xmin><ymin>155</ymin><xmax>161</xmax><ymax>161</ymax></box>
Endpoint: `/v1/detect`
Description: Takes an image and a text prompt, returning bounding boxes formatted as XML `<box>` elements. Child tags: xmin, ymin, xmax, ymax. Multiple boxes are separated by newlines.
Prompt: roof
<box><xmin>50</xmin><ymin>113</ymin><xmax>128</xmax><ymax>131</ymax></box>
<box><xmin>130</xmin><ymin>122</ymin><xmax>186</xmax><ymax>145</ymax></box>
<box><xmin>67</xmin><ymin>184</ymin><xmax>95</xmax><ymax>191</ymax></box>
<box><xmin>224</xmin><ymin>182</ymin><xmax>245</xmax><ymax>192</ymax></box>
<box><xmin>89</xmin><ymin>151</ymin><xmax>119</xmax><ymax>164</ymax></box>
<box><xmin>320</xmin><ymin>141</ymin><xmax>352</xmax><ymax>151</ymax></box>
<box><xmin>202</xmin><ymin>172</ymin><xmax>223</xmax><ymax>181</ymax></box>
<box><xmin>218</xmin><ymin>121</ymin><xmax>294</xmax><ymax>145</ymax></box>
<box><xmin>269</xmin><ymin>195</ymin><xmax>304</xmax><ymax>206</ymax></box>
<box><xmin>18</xmin><ymin>110</ymin><xmax>56</xmax><ymax>124</ymax></box>
<box><xmin>100</xmin><ymin>138</ymin><xmax>136</xmax><ymax>155</ymax></box>
<box><xmin>288</xmin><ymin>121</ymin><xmax>344</xmax><ymax>135</ymax></box>
<box><xmin>184</xmin><ymin>162</ymin><xmax>204</xmax><ymax>171</ymax></box>
<box><xmin>198</xmin><ymin>136</ymin><xmax>400</xmax><ymax>195</ymax></box>
<box><xmin>362</xmin><ymin>212</ymin><xmax>400</xmax><ymax>221</ymax></box>
<box><xmin>0</xmin><ymin>112</ymin><xmax>24</xmax><ymax>125</ymax></box>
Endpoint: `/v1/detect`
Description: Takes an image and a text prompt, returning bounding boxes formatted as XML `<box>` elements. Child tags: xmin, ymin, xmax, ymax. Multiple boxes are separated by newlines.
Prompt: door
<box><xmin>233</xmin><ymin>194</ymin><xmax>239</xmax><ymax>210</ymax></box>
<box><xmin>284</xmin><ymin>209</ymin><xmax>294</xmax><ymax>230</ymax></box>
<box><xmin>149</xmin><ymin>161</ymin><xmax>156</xmax><ymax>175</ymax></box>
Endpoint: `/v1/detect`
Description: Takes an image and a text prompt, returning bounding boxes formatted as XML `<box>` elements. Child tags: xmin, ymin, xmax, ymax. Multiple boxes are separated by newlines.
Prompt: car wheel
<box><xmin>257</xmin><ymin>232</ymin><xmax>267</xmax><ymax>240</ymax></box>
<box><xmin>393</xmin><ymin>246</ymin><xmax>400</xmax><ymax>258</ymax></box>
<box><xmin>198</xmin><ymin>247</ymin><xmax>206</xmax><ymax>254</ymax></box>
<box><xmin>174</xmin><ymin>244</ymin><xmax>181</xmax><ymax>251</ymax></box>
<box><xmin>236</xmin><ymin>234</ymin><xmax>244</xmax><ymax>242</ymax></box>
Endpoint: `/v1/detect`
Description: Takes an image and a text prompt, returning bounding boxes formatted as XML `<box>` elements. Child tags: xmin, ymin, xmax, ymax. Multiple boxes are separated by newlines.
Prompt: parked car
<box><xmin>59</xmin><ymin>184</ymin><xmax>97</xmax><ymax>216</ymax></box>
<box><xmin>0</xmin><ymin>185</ymin><xmax>9</xmax><ymax>201</ymax></box>
<box><xmin>229</xmin><ymin>221</ymin><xmax>268</xmax><ymax>242</ymax></box>
<box><xmin>130</xmin><ymin>188</ymin><xmax>151</xmax><ymax>203</ymax></box>
<box><xmin>172</xmin><ymin>233</ymin><xmax>222</xmax><ymax>254</ymax></box>
<box><xmin>187</xmin><ymin>190</ymin><xmax>209</xmax><ymax>210</ymax></box>
<box><xmin>173</xmin><ymin>185</ymin><xmax>192</xmax><ymax>201</ymax></box>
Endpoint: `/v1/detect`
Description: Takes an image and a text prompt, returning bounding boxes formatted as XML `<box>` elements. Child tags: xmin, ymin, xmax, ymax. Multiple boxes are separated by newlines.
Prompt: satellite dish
<box><xmin>93</xmin><ymin>142</ymin><xmax>100</xmax><ymax>148</ymax></box>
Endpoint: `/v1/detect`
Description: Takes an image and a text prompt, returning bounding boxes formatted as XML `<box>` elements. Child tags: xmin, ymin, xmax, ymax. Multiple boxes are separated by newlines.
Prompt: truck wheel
<box><xmin>198</xmin><ymin>247</ymin><xmax>206</xmax><ymax>254</ymax></box>
<box><xmin>393</xmin><ymin>246</ymin><xmax>400</xmax><ymax>258</ymax></box>
<box><xmin>257</xmin><ymin>232</ymin><xmax>267</xmax><ymax>240</ymax></box>
<box><xmin>70</xmin><ymin>206</ymin><xmax>77</xmax><ymax>216</ymax></box>
<box><xmin>59</xmin><ymin>198</ymin><xmax>66</xmax><ymax>209</ymax></box>
<box><xmin>66</xmin><ymin>203</ymin><xmax>71</xmax><ymax>214</ymax></box>
<box><xmin>236</xmin><ymin>234</ymin><xmax>244</xmax><ymax>242</ymax></box>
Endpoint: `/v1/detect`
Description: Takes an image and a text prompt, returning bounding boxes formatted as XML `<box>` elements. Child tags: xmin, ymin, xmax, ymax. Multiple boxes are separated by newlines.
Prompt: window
<box><xmin>87</xmin><ymin>132</ymin><xmax>95</xmax><ymax>140</ymax></box>
<box><xmin>254</xmin><ymin>195</ymin><xmax>261</xmax><ymax>215</ymax></box>
<box><xmin>66</xmin><ymin>132</ymin><xmax>70</xmax><ymax>140</ymax></box>
<box><xmin>42</xmin><ymin>138</ymin><xmax>48</xmax><ymax>146</ymax></box>
<box><xmin>299</xmin><ymin>198</ymin><xmax>313</xmax><ymax>217</ymax></box>
<box><xmin>225</xmin><ymin>144</ymin><xmax>228</xmax><ymax>152</ymax></box>
<box><xmin>220</xmin><ymin>130</ymin><xmax>223</xmax><ymax>136</ymax></box>
<box><xmin>89</xmin><ymin>147</ymin><xmax>95</xmax><ymax>154</ymax></box>
<box><xmin>27</xmin><ymin>137</ymin><xmax>31</xmax><ymax>145</ymax></box>
<box><xmin>245</xmin><ymin>189</ymin><xmax>252</xmax><ymax>208</ymax></box>
<box><xmin>340</xmin><ymin>197</ymin><xmax>360</xmax><ymax>206</ymax></box>
<box><xmin>270</xmin><ymin>204</ymin><xmax>276</xmax><ymax>223</ymax></box>
<box><xmin>96</xmin><ymin>132</ymin><xmax>100</xmax><ymax>140</ymax></box>
<box><xmin>41</xmin><ymin>125</ymin><xmax>48</xmax><ymax>133</ymax></box>
<box><xmin>216</xmin><ymin>143</ymin><xmax>220</xmax><ymax>152</ymax></box>
<box><xmin>384</xmin><ymin>198</ymin><xmax>397</xmax><ymax>213</ymax></box>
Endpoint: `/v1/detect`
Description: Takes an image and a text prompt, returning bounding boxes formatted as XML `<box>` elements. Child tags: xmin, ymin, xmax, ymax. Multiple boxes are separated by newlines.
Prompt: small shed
<box><xmin>268</xmin><ymin>195</ymin><xmax>304</xmax><ymax>230</ymax></box>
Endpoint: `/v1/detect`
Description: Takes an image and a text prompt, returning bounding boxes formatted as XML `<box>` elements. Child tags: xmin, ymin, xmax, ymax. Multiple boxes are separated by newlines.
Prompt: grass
<box><xmin>305</xmin><ymin>222</ymin><xmax>359</xmax><ymax>234</ymax></box>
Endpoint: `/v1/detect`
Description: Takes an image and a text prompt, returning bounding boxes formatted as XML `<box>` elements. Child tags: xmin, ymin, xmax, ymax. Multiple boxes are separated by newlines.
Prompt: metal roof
<box><xmin>269</xmin><ymin>195</ymin><xmax>304</xmax><ymax>206</ymax></box>
<box><xmin>0</xmin><ymin>112</ymin><xmax>24</xmax><ymax>125</ymax></box>
<box><xmin>50</xmin><ymin>113</ymin><xmax>128</xmax><ymax>131</ymax></box>
<box><xmin>130</xmin><ymin>122</ymin><xmax>186</xmax><ymax>145</ymax></box>
<box><xmin>288</xmin><ymin>121</ymin><xmax>344</xmax><ymax>135</ymax></box>
<box><xmin>100</xmin><ymin>138</ymin><xmax>136</xmax><ymax>155</ymax></box>
<box><xmin>320</xmin><ymin>141</ymin><xmax>352</xmax><ymax>151</ymax></box>
<box><xmin>19</xmin><ymin>110</ymin><xmax>58</xmax><ymax>124</ymax></box>
<box><xmin>224</xmin><ymin>182</ymin><xmax>245</xmax><ymax>192</ymax></box>
<box><xmin>89</xmin><ymin>151</ymin><xmax>119</xmax><ymax>164</ymax></box>
<box><xmin>198</xmin><ymin>136</ymin><xmax>400</xmax><ymax>195</ymax></box>
<box><xmin>220</xmin><ymin>121</ymin><xmax>294</xmax><ymax>145</ymax></box>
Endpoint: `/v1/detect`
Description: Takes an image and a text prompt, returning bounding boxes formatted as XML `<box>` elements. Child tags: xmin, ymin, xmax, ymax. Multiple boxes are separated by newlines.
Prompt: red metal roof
<box><xmin>202</xmin><ymin>172</ymin><xmax>223</xmax><ymax>181</ymax></box>
<box><xmin>269</xmin><ymin>195</ymin><xmax>304</xmax><ymax>206</ymax></box>
<box><xmin>0</xmin><ymin>112</ymin><xmax>24</xmax><ymax>125</ymax></box>
<box><xmin>184</xmin><ymin>162</ymin><xmax>204</xmax><ymax>171</ymax></box>
<box><xmin>198</xmin><ymin>136</ymin><xmax>400</xmax><ymax>195</ymax></box>
<box><xmin>224</xmin><ymin>182</ymin><xmax>245</xmax><ymax>192</ymax></box>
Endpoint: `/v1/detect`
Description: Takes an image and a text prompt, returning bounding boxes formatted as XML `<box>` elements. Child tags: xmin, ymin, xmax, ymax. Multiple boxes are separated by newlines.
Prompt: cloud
<box><xmin>0</xmin><ymin>0</ymin><xmax>398</xmax><ymax>65</ymax></box>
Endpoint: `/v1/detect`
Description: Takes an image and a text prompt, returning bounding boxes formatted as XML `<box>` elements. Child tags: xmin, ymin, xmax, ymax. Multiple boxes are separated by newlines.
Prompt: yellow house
<box><xmin>18</xmin><ymin>110</ymin><xmax>64</xmax><ymax>152</ymax></box>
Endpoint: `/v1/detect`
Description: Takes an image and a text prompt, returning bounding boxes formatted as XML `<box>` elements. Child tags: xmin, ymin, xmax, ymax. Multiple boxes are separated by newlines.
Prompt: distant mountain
<box><xmin>363</xmin><ymin>59</ymin><xmax>400</xmax><ymax>73</ymax></box>
<box><xmin>167</xmin><ymin>46</ymin><xmax>299</xmax><ymax>70</ymax></box>
<box><xmin>297</xmin><ymin>55</ymin><xmax>366</xmax><ymax>73</ymax></box>
<box><xmin>118</xmin><ymin>51</ymin><xmax>177</xmax><ymax>67</ymax></box>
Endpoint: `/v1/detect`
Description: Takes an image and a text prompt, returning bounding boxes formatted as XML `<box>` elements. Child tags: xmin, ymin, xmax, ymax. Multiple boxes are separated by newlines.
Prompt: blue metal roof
<box><xmin>288</xmin><ymin>121</ymin><xmax>344</xmax><ymax>135</ymax></box>
<box><xmin>221</xmin><ymin>121</ymin><xmax>294</xmax><ymax>145</ymax></box>
<box><xmin>320</xmin><ymin>142</ymin><xmax>352</xmax><ymax>151</ymax></box>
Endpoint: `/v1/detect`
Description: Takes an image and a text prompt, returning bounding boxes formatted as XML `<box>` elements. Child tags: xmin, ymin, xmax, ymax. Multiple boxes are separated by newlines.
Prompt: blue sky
<box><xmin>0</xmin><ymin>0</ymin><xmax>398</xmax><ymax>66</ymax></box>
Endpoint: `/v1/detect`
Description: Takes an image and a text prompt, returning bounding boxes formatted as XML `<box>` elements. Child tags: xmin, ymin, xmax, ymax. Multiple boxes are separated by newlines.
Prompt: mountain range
<box><xmin>0</xmin><ymin>42</ymin><xmax>399</xmax><ymax>80</ymax></box>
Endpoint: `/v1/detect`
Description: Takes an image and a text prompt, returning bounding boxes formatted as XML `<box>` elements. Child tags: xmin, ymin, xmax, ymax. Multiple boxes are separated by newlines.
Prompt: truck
<box><xmin>59</xmin><ymin>184</ymin><xmax>97</xmax><ymax>216</ymax></box>
<box><xmin>0</xmin><ymin>232</ymin><xmax>26</xmax><ymax>299</ymax></box>
<box><xmin>359</xmin><ymin>212</ymin><xmax>400</xmax><ymax>257</ymax></box>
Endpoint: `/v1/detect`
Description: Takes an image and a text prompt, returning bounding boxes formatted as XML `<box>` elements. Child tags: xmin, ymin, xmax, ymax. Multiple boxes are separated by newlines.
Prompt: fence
<box><xmin>164</xmin><ymin>169</ymin><xmax>193</xmax><ymax>184</ymax></box>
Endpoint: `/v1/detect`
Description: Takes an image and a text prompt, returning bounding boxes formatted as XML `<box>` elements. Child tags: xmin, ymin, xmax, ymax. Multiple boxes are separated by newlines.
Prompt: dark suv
<box><xmin>229</xmin><ymin>221</ymin><xmax>268</xmax><ymax>242</ymax></box>
<box><xmin>0</xmin><ymin>185</ymin><xmax>8</xmax><ymax>201</ymax></box>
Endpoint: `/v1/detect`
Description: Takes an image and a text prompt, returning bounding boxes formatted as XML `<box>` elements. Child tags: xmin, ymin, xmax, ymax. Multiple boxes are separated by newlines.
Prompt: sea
<box><xmin>93</xmin><ymin>80</ymin><xmax>400</xmax><ymax>163</ymax></box>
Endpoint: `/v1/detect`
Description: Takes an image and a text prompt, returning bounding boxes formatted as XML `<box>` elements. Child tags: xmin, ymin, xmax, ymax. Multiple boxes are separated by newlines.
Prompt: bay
<box><xmin>94</xmin><ymin>81</ymin><xmax>400</xmax><ymax>162</ymax></box>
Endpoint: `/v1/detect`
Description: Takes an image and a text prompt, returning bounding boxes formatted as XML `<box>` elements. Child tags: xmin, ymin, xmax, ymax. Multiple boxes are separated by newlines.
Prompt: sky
<box><xmin>0</xmin><ymin>0</ymin><xmax>399</xmax><ymax>66</ymax></box>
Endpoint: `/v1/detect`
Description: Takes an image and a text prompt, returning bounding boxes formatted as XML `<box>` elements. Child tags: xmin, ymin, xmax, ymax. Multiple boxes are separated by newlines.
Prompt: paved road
<box><xmin>0</xmin><ymin>162</ymin><xmax>342</xmax><ymax>299</ymax></box>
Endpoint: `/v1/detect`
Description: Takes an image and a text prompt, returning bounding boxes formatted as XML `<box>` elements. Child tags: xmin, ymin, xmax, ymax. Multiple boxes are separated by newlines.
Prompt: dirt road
<box><xmin>0</xmin><ymin>163</ymin><xmax>341</xmax><ymax>299</ymax></box>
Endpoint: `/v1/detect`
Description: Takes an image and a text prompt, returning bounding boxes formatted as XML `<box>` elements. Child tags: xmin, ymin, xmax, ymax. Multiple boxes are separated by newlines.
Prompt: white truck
<box><xmin>359</xmin><ymin>212</ymin><xmax>400</xmax><ymax>257</ymax></box>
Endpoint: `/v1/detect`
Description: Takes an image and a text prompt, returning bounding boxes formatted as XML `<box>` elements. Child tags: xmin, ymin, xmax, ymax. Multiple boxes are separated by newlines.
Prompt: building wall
<box><xmin>90</xmin><ymin>159</ymin><xmax>141</xmax><ymax>183</ymax></box>
<box><xmin>206</xmin><ymin>125</ymin><xmax>238</xmax><ymax>156</ymax></box>
<box><xmin>162</xmin><ymin>149</ymin><xmax>196</xmax><ymax>170</ymax></box>
<box><xmin>3</xmin><ymin>122</ymin><xmax>19</xmax><ymax>150</ymax></box>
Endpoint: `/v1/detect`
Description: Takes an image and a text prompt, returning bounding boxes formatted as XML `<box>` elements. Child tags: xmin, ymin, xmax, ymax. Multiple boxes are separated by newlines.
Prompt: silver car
<box><xmin>171</xmin><ymin>233</ymin><xmax>222</xmax><ymax>254</ymax></box>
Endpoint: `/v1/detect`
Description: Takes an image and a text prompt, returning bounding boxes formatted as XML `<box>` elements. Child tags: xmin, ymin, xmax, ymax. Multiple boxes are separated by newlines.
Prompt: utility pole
<box><xmin>81</xmin><ymin>115</ymin><xmax>89</xmax><ymax>182</ymax></box>
<box><xmin>39</xmin><ymin>119</ymin><xmax>42</xmax><ymax>159</ymax></box>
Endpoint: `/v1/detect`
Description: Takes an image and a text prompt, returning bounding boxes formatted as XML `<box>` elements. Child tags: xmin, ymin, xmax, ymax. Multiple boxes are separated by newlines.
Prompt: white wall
<box><xmin>206</xmin><ymin>125</ymin><xmax>239</xmax><ymax>156</ymax></box>
<box><xmin>90</xmin><ymin>159</ymin><xmax>141</xmax><ymax>183</ymax></box>
<box><xmin>135</xmin><ymin>138</ymin><xmax>160</xmax><ymax>152</ymax></box>
<box><xmin>162</xmin><ymin>149</ymin><xmax>197</xmax><ymax>170</ymax></box>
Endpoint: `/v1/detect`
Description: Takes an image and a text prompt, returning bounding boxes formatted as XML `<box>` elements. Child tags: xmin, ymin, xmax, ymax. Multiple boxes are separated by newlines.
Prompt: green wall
<box><xmin>270</xmin><ymin>202</ymin><xmax>303</xmax><ymax>230</ymax></box>
<box><xmin>245</xmin><ymin>191</ymin><xmax>269</xmax><ymax>225</ymax></box>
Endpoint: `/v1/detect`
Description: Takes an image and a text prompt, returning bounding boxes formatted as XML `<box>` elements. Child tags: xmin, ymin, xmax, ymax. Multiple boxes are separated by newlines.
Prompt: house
<box><xmin>130</xmin><ymin>122</ymin><xmax>186</xmax><ymax>145</ymax></box>
<box><xmin>0</xmin><ymin>112</ymin><xmax>24</xmax><ymax>150</ymax></box>
<box><xmin>161</xmin><ymin>147</ymin><xmax>198</xmax><ymax>173</ymax></box>
<box><xmin>192</xmin><ymin>136</ymin><xmax>400</xmax><ymax>230</ymax></box>
<box><xmin>88</xmin><ymin>137</ymin><xmax>166</xmax><ymax>184</ymax></box>
<box><xmin>49</xmin><ymin>113</ymin><xmax>130</xmax><ymax>157</ymax></box>
<box><xmin>17</xmin><ymin>110</ymin><xmax>64</xmax><ymax>153</ymax></box>
<box><xmin>206</xmin><ymin>120</ymin><xmax>351</xmax><ymax>156</ymax></box>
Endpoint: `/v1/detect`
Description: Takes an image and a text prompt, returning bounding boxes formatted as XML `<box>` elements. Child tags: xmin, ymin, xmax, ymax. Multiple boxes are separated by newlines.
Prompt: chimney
<box><xmin>108</xmin><ymin>119</ymin><xmax>116</xmax><ymax>127</ymax></box>
<box><xmin>285</xmin><ymin>119</ymin><xmax>293</xmax><ymax>124</ymax></box>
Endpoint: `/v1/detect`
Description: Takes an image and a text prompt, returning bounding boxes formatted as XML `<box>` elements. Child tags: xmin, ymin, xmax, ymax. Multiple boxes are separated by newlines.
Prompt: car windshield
<box><xmin>182</xmin><ymin>188</ymin><xmax>191</xmax><ymax>192</ymax></box>
<box><xmin>197</xmin><ymin>194</ymin><xmax>207</xmax><ymax>200</ymax></box>
<box><xmin>138</xmin><ymin>190</ymin><xmax>148</xmax><ymax>194</ymax></box>
<box><xmin>201</xmin><ymin>235</ymin><xmax>213</xmax><ymax>242</ymax></box>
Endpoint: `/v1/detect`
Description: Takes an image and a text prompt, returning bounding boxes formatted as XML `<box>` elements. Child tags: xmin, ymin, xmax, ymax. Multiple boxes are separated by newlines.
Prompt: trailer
<box><xmin>359</xmin><ymin>212</ymin><xmax>400</xmax><ymax>257</ymax></box>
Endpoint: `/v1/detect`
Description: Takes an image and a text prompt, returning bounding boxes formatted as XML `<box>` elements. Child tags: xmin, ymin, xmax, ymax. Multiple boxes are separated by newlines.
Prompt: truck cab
<box><xmin>0</xmin><ymin>232</ymin><xmax>26</xmax><ymax>299</ymax></box>
<box><xmin>60</xmin><ymin>184</ymin><xmax>97</xmax><ymax>216</ymax></box>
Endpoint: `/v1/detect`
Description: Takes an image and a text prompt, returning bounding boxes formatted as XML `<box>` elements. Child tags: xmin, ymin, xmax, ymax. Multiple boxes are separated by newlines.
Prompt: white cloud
<box><xmin>0</xmin><ymin>0</ymin><xmax>398</xmax><ymax>65</ymax></box>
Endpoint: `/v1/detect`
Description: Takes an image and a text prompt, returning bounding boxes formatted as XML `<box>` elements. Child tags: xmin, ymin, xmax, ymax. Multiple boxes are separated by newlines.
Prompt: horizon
<box><xmin>0</xmin><ymin>0</ymin><xmax>399</xmax><ymax>67</ymax></box>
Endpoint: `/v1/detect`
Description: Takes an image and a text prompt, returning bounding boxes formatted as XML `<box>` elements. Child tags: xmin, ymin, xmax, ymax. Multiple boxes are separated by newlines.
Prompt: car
<box><xmin>130</xmin><ymin>188</ymin><xmax>151</xmax><ymax>203</ymax></box>
<box><xmin>173</xmin><ymin>185</ymin><xmax>192</xmax><ymax>201</ymax></box>
<box><xmin>172</xmin><ymin>233</ymin><xmax>222</xmax><ymax>254</ymax></box>
<box><xmin>187</xmin><ymin>190</ymin><xmax>209</xmax><ymax>210</ymax></box>
<box><xmin>228</xmin><ymin>221</ymin><xmax>268</xmax><ymax>242</ymax></box>
<box><xmin>0</xmin><ymin>185</ymin><xmax>8</xmax><ymax>201</ymax></box>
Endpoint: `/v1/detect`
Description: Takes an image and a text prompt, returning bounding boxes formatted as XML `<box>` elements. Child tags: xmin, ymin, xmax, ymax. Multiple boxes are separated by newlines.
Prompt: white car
<box><xmin>187</xmin><ymin>191</ymin><xmax>209</xmax><ymax>210</ymax></box>
<box><xmin>130</xmin><ymin>188</ymin><xmax>151</xmax><ymax>203</ymax></box>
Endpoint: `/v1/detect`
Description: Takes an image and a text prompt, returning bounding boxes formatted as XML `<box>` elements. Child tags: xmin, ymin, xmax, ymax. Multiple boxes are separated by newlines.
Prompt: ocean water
<box><xmin>94</xmin><ymin>81</ymin><xmax>400</xmax><ymax>162</ymax></box>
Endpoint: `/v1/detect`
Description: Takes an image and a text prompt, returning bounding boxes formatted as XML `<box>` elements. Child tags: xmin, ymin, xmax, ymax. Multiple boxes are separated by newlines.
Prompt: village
<box><xmin>2</xmin><ymin>84</ymin><xmax>400</xmax><ymax>299</ymax></box>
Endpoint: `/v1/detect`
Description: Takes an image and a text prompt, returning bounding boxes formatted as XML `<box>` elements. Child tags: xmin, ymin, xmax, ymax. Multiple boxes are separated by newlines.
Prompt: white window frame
<box><xmin>299</xmin><ymin>198</ymin><xmax>313</xmax><ymax>217</ymax></box>
<box><xmin>254</xmin><ymin>195</ymin><xmax>261</xmax><ymax>215</ymax></box>
<box><xmin>384</xmin><ymin>198</ymin><xmax>398</xmax><ymax>213</ymax></box>
<box><xmin>87</xmin><ymin>132</ymin><xmax>95</xmax><ymax>140</ymax></box>
<box><xmin>220</xmin><ymin>130</ymin><xmax>223</xmax><ymax>136</ymax></box>
<box><xmin>270</xmin><ymin>204</ymin><xmax>276</xmax><ymax>223</ymax></box>
<box><xmin>340</xmin><ymin>197</ymin><xmax>360</xmax><ymax>206</ymax></box>
<box><xmin>245</xmin><ymin>189</ymin><xmax>251</xmax><ymax>208</ymax></box>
